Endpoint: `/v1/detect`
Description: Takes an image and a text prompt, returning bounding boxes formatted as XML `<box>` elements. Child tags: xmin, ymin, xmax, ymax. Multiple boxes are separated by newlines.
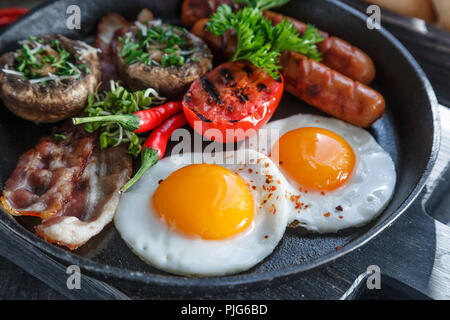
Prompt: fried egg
<box><xmin>114</xmin><ymin>149</ymin><xmax>289</xmax><ymax>276</ymax></box>
<box><xmin>244</xmin><ymin>114</ymin><xmax>396</xmax><ymax>233</ymax></box>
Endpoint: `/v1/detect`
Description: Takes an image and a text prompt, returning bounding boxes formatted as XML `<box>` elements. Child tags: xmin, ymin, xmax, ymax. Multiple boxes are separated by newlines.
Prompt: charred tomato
<box><xmin>182</xmin><ymin>61</ymin><xmax>284</xmax><ymax>143</ymax></box>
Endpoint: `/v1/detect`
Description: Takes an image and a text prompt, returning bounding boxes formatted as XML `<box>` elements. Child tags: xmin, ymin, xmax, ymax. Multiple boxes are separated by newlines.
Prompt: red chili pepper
<box><xmin>0</xmin><ymin>8</ymin><xmax>28</xmax><ymax>27</ymax></box>
<box><xmin>0</xmin><ymin>15</ymin><xmax>21</xmax><ymax>27</ymax></box>
<box><xmin>0</xmin><ymin>8</ymin><xmax>29</xmax><ymax>16</ymax></box>
<box><xmin>134</xmin><ymin>101</ymin><xmax>182</xmax><ymax>133</ymax></box>
<box><xmin>120</xmin><ymin>113</ymin><xmax>187</xmax><ymax>192</ymax></box>
<box><xmin>72</xmin><ymin>101</ymin><xmax>183</xmax><ymax>133</ymax></box>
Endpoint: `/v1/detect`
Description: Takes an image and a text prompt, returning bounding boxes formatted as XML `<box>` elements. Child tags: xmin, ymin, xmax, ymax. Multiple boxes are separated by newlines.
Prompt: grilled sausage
<box><xmin>183</xmin><ymin>0</ymin><xmax>376</xmax><ymax>84</ymax></box>
<box><xmin>263</xmin><ymin>11</ymin><xmax>376</xmax><ymax>85</ymax></box>
<box><xmin>280</xmin><ymin>51</ymin><xmax>385</xmax><ymax>128</ymax></box>
<box><xmin>190</xmin><ymin>18</ymin><xmax>236</xmax><ymax>63</ymax></box>
<box><xmin>181</xmin><ymin>0</ymin><xmax>237</xmax><ymax>28</ymax></box>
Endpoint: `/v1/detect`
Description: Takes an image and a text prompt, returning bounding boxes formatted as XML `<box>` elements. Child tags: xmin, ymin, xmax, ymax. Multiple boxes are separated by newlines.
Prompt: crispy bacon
<box><xmin>1</xmin><ymin>124</ymin><xmax>132</xmax><ymax>250</ymax></box>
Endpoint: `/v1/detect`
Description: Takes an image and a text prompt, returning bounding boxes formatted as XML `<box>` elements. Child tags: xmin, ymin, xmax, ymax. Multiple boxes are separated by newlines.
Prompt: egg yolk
<box><xmin>152</xmin><ymin>164</ymin><xmax>254</xmax><ymax>240</ymax></box>
<box><xmin>271</xmin><ymin>127</ymin><xmax>356</xmax><ymax>192</ymax></box>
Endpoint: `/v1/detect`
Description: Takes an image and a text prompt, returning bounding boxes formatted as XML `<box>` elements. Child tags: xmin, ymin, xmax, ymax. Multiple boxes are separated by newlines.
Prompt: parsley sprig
<box><xmin>233</xmin><ymin>0</ymin><xmax>290</xmax><ymax>10</ymax></box>
<box><xmin>83</xmin><ymin>81</ymin><xmax>166</xmax><ymax>157</ymax></box>
<box><xmin>120</xmin><ymin>24</ymin><xmax>192</xmax><ymax>68</ymax></box>
<box><xmin>206</xmin><ymin>3</ymin><xmax>323</xmax><ymax>78</ymax></box>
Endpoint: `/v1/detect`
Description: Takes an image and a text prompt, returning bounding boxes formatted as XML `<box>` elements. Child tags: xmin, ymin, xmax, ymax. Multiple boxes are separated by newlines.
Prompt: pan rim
<box><xmin>0</xmin><ymin>0</ymin><xmax>441</xmax><ymax>290</ymax></box>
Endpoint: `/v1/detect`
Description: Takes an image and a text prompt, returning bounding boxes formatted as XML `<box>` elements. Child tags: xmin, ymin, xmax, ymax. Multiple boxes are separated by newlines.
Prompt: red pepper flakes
<box><xmin>335</xmin><ymin>205</ymin><xmax>343</xmax><ymax>212</ymax></box>
<box><xmin>265</xmin><ymin>163</ymin><xmax>269</xmax><ymax>168</ymax></box>
<box><xmin>276</xmin><ymin>180</ymin><xmax>281</xmax><ymax>185</ymax></box>
<box><xmin>339</xmin><ymin>216</ymin><xmax>343</xmax><ymax>219</ymax></box>
<box><xmin>324</xmin><ymin>212</ymin><xmax>331</xmax><ymax>217</ymax></box>
<box><xmin>269</xmin><ymin>203</ymin><xmax>277</xmax><ymax>214</ymax></box>
<box><xmin>321</xmin><ymin>192</ymin><xmax>325</xmax><ymax>196</ymax></box>
<box><xmin>158</xmin><ymin>179</ymin><xmax>164</xmax><ymax>184</ymax></box>
<box><xmin>248</xmin><ymin>169</ymin><xmax>253</xmax><ymax>173</ymax></box>
<box><xmin>252</xmin><ymin>186</ymin><xmax>256</xmax><ymax>190</ymax></box>
<box><xmin>264</xmin><ymin>235</ymin><xmax>269</xmax><ymax>239</ymax></box>
<box><xmin>298</xmin><ymin>186</ymin><xmax>308</xmax><ymax>194</ymax></box>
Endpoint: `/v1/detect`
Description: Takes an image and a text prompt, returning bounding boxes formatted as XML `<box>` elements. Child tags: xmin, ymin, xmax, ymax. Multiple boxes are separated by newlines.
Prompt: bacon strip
<box><xmin>1</xmin><ymin>125</ymin><xmax>132</xmax><ymax>250</ymax></box>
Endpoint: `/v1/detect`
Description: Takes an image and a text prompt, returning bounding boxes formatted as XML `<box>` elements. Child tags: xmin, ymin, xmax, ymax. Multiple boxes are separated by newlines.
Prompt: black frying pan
<box><xmin>0</xmin><ymin>0</ymin><xmax>440</xmax><ymax>294</ymax></box>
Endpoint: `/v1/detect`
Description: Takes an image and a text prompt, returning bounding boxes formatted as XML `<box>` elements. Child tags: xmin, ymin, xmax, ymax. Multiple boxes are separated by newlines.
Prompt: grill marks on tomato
<box><xmin>182</xmin><ymin>61</ymin><xmax>284</xmax><ymax>142</ymax></box>
<box><xmin>219</xmin><ymin>67</ymin><xmax>235</xmax><ymax>85</ymax></box>
<box><xmin>195</xmin><ymin>111</ymin><xmax>212</xmax><ymax>123</ymax></box>
<box><xmin>186</xmin><ymin>62</ymin><xmax>276</xmax><ymax>122</ymax></box>
<box><xmin>257</xmin><ymin>83</ymin><xmax>267</xmax><ymax>92</ymax></box>
<box><xmin>200</xmin><ymin>75</ymin><xmax>223</xmax><ymax>105</ymax></box>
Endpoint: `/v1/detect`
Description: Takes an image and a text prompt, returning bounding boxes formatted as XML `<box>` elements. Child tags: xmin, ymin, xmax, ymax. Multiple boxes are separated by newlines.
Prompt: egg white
<box><xmin>114</xmin><ymin>149</ymin><xmax>289</xmax><ymax>276</ymax></box>
<box><xmin>244</xmin><ymin>114</ymin><xmax>397</xmax><ymax>233</ymax></box>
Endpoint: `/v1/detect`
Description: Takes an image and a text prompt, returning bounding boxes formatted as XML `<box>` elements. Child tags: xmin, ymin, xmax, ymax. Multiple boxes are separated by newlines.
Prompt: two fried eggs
<box><xmin>115</xmin><ymin>114</ymin><xmax>396</xmax><ymax>276</ymax></box>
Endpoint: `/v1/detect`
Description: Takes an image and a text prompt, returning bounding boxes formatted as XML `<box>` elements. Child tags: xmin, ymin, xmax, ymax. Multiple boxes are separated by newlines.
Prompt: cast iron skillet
<box><xmin>0</xmin><ymin>0</ymin><xmax>440</xmax><ymax>292</ymax></box>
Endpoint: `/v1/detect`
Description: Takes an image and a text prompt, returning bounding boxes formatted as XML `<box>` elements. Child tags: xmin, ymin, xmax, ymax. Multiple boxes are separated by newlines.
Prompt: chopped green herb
<box><xmin>120</xmin><ymin>24</ymin><xmax>193</xmax><ymax>68</ymax></box>
<box><xmin>53</xmin><ymin>133</ymin><xmax>67</xmax><ymax>141</ymax></box>
<box><xmin>161</xmin><ymin>53</ymin><xmax>185</xmax><ymax>67</ymax></box>
<box><xmin>12</xmin><ymin>37</ymin><xmax>92</xmax><ymax>84</ymax></box>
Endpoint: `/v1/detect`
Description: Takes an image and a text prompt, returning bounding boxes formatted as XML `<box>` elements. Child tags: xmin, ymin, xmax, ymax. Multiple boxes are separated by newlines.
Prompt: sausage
<box><xmin>190</xmin><ymin>18</ymin><xmax>236</xmax><ymax>62</ymax></box>
<box><xmin>181</xmin><ymin>0</ymin><xmax>237</xmax><ymax>28</ymax></box>
<box><xmin>280</xmin><ymin>51</ymin><xmax>385</xmax><ymax>128</ymax></box>
<box><xmin>191</xmin><ymin>19</ymin><xmax>385</xmax><ymax>127</ymax></box>
<box><xmin>183</xmin><ymin>0</ymin><xmax>376</xmax><ymax>84</ymax></box>
<box><xmin>263</xmin><ymin>11</ymin><xmax>376</xmax><ymax>85</ymax></box>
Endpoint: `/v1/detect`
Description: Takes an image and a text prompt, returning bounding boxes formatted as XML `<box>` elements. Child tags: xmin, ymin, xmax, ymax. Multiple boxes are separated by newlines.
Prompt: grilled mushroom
<box><xmin>115</xmin><ymin>21</ymin><xmax>212</xmax><ymax>99</ymax></box>
<box><xmin>0</xmin><ymin>34</ymin><xmax>101</xmax><ymax>123</ymax></box>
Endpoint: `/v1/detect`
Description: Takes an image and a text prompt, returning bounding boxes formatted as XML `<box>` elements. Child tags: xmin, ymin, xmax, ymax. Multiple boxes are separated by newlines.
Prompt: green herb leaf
<box><xmin>206</xmin><ymin>4</ymin><xmax>323</xmax><ymax>78</ymax></box>
<box><xmin>53</xmin><ymin>133</ymin><xmax>67</xmax><ymax>141</ymax></box>
<box><xmin>161</xmin><ymin>53</ymin><xmax>185</xmax><ymax>67</ymax></box>
<box><xmin>233</xmin><ymin>0</ymin><xmax>290</xmax><ymax>11</ymax></box>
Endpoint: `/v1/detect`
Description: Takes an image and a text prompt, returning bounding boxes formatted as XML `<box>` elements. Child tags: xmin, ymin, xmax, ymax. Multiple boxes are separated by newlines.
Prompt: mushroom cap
<box><xmin>0</xmin><ymin>34</ymin><xmax>101</xmax><ymax>123</ymax></box>
<box><xmin>115</xmin><ymin>24</ymin><xmax>212</xmax><ymax>99</ymax></box>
